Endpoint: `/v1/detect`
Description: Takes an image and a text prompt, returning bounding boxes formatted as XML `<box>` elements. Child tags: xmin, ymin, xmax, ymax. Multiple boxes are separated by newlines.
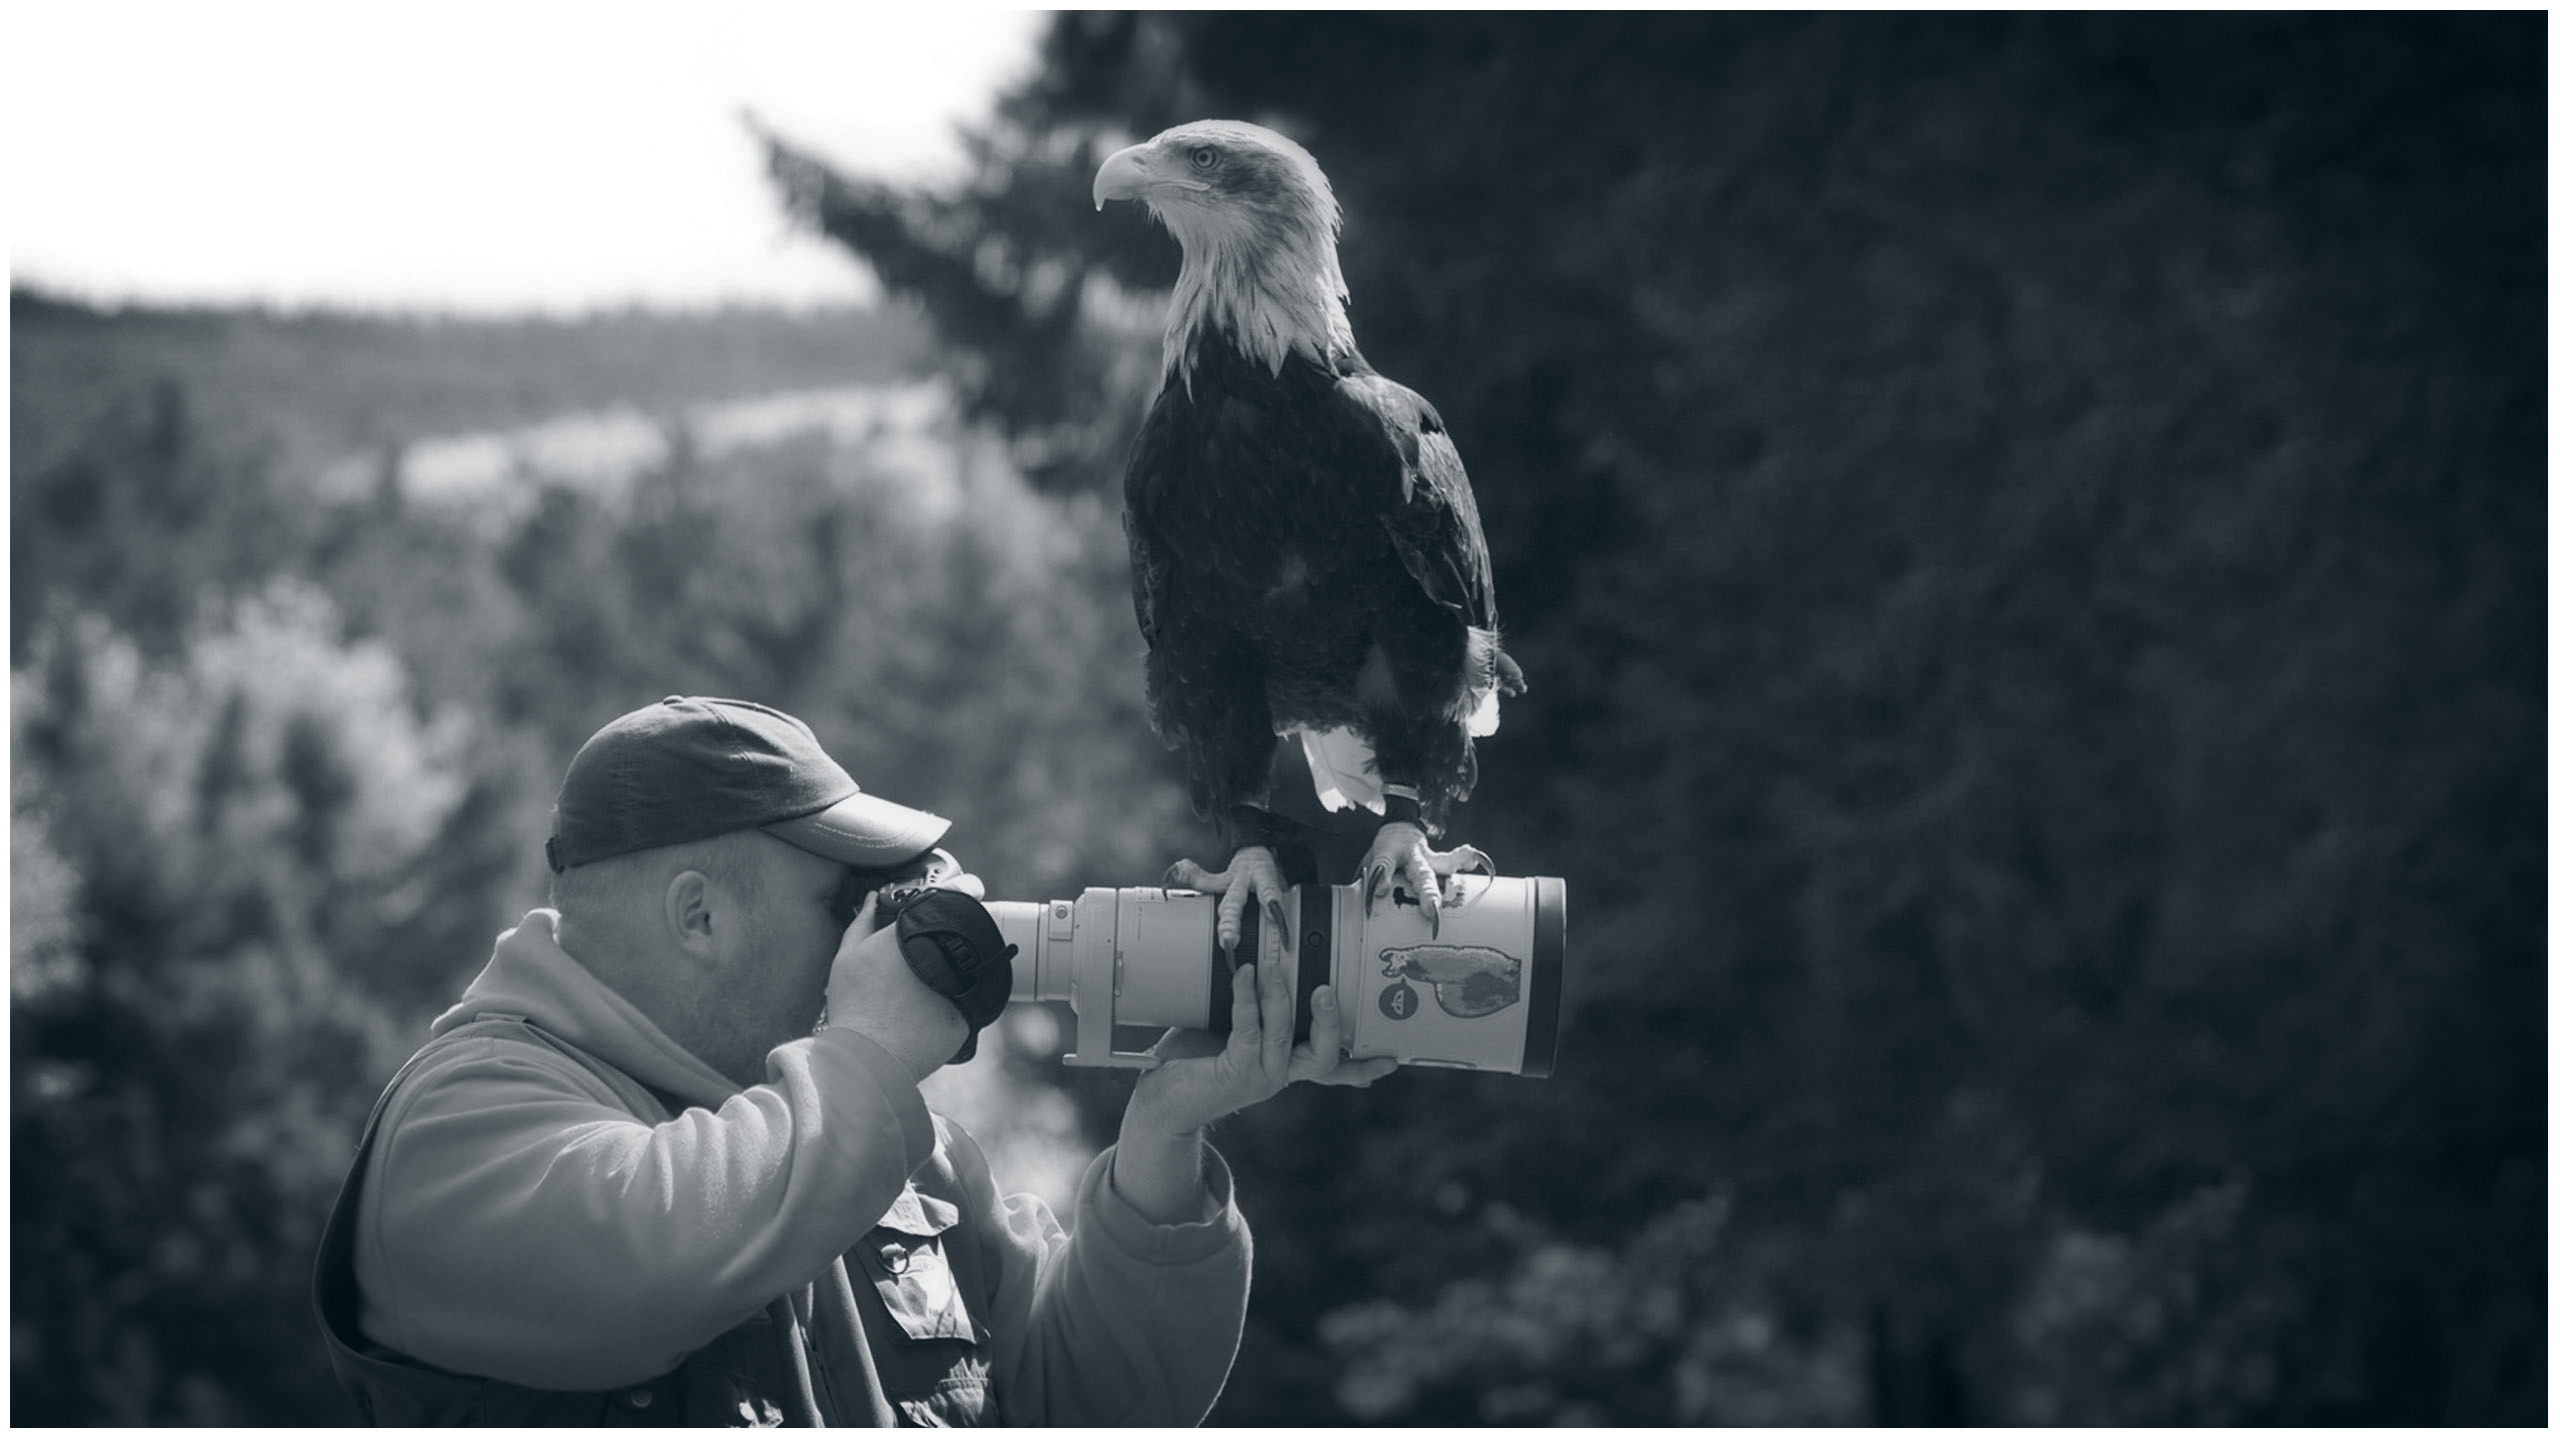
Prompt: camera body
<box><xmin>987</xmin><ymin>874</ymin><xmax>1565</xmax><ymax>1078</ymax></box>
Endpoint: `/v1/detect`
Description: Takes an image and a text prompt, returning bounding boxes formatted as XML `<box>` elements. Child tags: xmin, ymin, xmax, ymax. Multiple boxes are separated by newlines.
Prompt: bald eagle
<box><xmin>1094</xmin><ymin>119</ymin><xmax>1525</xmax><ymax>950</ymax></box>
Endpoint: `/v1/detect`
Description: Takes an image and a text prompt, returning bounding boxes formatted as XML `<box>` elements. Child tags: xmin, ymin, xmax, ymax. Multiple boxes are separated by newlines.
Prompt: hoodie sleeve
<box><xmin>951</xmin><ymin>1126</ymin><xmax>1253</xmax><ymax>1426</ymax></box>
<box><xmin>356</xmin><ymin>1025</ymin><xmax>935</xmax><ymax>1390</ymax></box>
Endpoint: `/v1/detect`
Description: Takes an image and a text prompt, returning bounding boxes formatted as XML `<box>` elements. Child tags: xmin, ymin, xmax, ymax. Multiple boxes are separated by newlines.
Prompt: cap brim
<box><xmin>762</xmin><ymin>791</ymin><xmax>951</xmax><ymax>868</ymax></box>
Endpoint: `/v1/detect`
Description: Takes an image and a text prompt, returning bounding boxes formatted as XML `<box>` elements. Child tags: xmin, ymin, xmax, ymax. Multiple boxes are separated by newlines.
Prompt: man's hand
<box><xmin>1128</xmin><ymin>948</ymin><xmax>1400</xmax><ymax>1137</ymax></box>
<box><xmin>819</xmin><ymin>890</ymin><xmax>969</xmax><ymax>1083</ymax></box>
<box><xmin>1111</xmin><ymin>918</ymin><xmax>1398</xmax><ymax>1222</ymax></box>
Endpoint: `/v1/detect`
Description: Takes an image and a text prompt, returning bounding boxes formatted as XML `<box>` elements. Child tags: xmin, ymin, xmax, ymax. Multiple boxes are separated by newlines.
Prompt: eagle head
<box><xmin>1094</xmin><ymin>119</ymin><xmax>1354</xmax><ymax>380</ymax></box>
<box><xmin>1093</xmin><ymin>119</ymin><xmax>1339</xmax><ymax>245</ymax></box>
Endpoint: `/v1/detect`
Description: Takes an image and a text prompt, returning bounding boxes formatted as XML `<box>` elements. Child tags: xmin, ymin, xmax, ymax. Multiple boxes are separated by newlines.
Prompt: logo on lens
<box><xmin>1379</xmin><ymin>980</ymin><xmax>1419</xmax><ymax>1022</ymax></box>
<box><xmin>1379</xmin><ymin>944</ymin><xmax>1523</xmax><ymax>1019</ymax></box>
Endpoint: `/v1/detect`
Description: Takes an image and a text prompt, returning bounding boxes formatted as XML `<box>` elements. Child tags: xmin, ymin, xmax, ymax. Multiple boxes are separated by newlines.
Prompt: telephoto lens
<box><xmin>986</xmin><ymin>874</ymin><xmax>1565</xmax><ymax>1077</ymax></box>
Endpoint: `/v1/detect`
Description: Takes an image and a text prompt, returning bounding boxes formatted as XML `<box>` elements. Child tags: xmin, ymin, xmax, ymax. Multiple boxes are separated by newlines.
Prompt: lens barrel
<box><xmin>986</xmin><ymin>874</ymin><xmax>1565</xmax><ymax>1078</ymax></box>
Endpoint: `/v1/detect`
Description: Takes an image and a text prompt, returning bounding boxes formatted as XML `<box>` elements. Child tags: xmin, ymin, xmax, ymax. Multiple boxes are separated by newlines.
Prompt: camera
<box><xmin>985</xmin><ymin>874</ymin><xmax>1566</xmax><ymax>1078</ymax></box>
<box><xmin>830</xmin><ymin>847</ymin><xmax>967</xmax><ymax>928</ymax></box>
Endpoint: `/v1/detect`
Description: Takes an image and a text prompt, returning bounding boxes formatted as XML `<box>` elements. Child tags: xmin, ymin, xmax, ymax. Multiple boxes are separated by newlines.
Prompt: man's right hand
<box><xmin>820</xmin><ymin>890</ymin><xmax>969</xmax><ymax>1082</ymax></box>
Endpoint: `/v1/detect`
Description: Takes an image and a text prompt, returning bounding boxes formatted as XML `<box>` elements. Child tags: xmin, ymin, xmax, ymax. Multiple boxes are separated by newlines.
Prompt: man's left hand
<box><xmin>1125</xmin><ymin>925</ymin><xmax>1399</xmax><ymax>1141</ymax></box>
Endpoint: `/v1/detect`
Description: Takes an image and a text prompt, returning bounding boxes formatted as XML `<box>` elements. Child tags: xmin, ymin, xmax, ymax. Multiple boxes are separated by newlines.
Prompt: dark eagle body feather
<box><xmin>1125</xmin><ymin>325</ymin><xmax>1516</xmax><ymax>838</ymax></box>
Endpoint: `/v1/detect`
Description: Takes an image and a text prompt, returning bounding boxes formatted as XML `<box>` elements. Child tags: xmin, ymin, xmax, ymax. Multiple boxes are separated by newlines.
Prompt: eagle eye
<box><xmin>1188</xmin><ymin>145</ymin><xmax>1218</xmax><ymax>170</ymax></box>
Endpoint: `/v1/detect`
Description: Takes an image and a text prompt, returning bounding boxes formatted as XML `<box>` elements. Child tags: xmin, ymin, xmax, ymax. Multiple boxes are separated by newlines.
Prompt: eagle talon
<box><xmin>1360</xmin><ymin>820</ymin><xmax>1495</xmax><ymax>936</ymax></box>
<box><xmin>1167</xmin><ymin>845</ymin><xmax>1289</xmax><ymax>957</ymax></box>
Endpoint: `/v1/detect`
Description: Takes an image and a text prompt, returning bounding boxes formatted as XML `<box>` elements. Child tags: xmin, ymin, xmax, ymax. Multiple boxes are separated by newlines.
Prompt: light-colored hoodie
<box><xmin>342</xmin><ymin>909</ymin><xmax>1251</xmax><ymax>1425</ymax></box>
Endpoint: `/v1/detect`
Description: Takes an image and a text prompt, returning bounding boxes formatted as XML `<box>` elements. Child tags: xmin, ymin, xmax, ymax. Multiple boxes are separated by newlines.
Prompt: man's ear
<box><xmin>664</xmin><ymin>870</ymin><xmax>719</xmax><ymax>961</ymax></box>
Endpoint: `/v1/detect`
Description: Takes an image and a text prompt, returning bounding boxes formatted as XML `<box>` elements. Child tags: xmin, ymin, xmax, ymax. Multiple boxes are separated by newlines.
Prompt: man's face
<box><xmin>733</xmin><ymin>836</ymin><xmax>855</xmax><ymax>1048</ymax></box>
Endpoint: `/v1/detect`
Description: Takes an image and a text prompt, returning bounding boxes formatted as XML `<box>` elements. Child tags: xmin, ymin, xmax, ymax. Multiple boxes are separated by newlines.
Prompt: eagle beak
<box><xmin>1093</xmin><ymin>144</ymin><xmax>1150</xmax><ymax>211</ymax></box>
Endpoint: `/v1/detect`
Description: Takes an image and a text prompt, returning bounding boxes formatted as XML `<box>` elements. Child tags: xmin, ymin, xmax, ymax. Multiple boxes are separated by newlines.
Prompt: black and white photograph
<box><xmin>10</xmin><ymin>8</ymin><xmax>2544</xmax><ymax>1427</ymax></box>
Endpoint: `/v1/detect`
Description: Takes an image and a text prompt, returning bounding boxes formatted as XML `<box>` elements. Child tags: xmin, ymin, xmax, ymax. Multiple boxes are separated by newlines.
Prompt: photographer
<box><xmin>312</xmin><ymin>695</ymin><xmax>1394</xmax><ymax>1425</ymax></box>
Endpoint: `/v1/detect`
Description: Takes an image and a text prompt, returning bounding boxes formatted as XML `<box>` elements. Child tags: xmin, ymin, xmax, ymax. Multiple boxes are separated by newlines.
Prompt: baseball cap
<box><xmin>545</xmin><ymin>696</ymin><xmax>950</xmax><ymax>873</ymax></box>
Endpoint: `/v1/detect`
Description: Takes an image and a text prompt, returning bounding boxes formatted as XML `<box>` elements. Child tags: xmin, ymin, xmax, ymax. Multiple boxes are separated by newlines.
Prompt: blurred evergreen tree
<box><xmin>11</xmin><ymin>375</ymin><xmax>317</xmax><ymax>662</ymax></box>
<box><xmin>433</xmin><ymin>415</ymin><xmax>1201</xmax><ymax>900</ymax></box>
<box><xmin>12</xmin><ymin>586</ymin><xmax>486</xmax><ymax>1423</ymax></box>
<box><xmin>757</xmin><ymin>119</ymin><xmax>1165</xmax><ymax>497</ymax></box>
<box><xmin>756</xmin><ymin>11</ymin><xmax>2543</xmax><ymax>1425</ymax></box>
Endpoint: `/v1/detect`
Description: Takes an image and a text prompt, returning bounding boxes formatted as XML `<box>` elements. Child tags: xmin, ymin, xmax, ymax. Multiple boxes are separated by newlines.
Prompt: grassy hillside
<box><xmin>11</xmin><ymin>286</ymin><xmax>931</xmax><ymax>481</ymax></box>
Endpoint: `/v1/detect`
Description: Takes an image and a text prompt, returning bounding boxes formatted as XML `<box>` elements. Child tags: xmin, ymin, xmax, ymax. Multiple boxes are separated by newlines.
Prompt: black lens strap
<box><xmin>889</xmin><ymin>889</ymin><xmax>1016</xmax><ymax>1064</ymax></box>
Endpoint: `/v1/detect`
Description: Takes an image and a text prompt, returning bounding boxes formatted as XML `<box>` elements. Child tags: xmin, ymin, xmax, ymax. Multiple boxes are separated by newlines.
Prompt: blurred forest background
<box><xmin>11</xmin><ymin>11</ymin><xmax>2543</xmax><ymax>1426</ymax></box>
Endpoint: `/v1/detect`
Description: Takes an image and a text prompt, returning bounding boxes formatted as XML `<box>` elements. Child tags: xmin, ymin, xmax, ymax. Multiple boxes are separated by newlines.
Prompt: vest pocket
<box><xmin>854</xmin><ymin>1183</ymin><xmax>993</xmax><ymax>1422</ymax></box>
<box><xmin>860</xmin><ymin>1230</ymin><xmax>981</xmax><ymax>1345</ymax></box>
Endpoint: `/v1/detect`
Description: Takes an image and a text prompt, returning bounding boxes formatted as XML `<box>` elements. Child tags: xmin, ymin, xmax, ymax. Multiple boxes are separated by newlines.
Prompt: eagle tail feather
<box><xmin>1463</xmin><ymin>627</ymin><xmax>1525</xmax><ymax>737</ymax></box>
<box><xmin>1300</xmin><ymin>726</ymin><xmax>1385</xmax><ymax>814</ymax></box>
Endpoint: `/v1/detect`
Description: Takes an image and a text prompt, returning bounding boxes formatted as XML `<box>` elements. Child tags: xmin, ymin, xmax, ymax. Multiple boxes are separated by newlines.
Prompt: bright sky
<box><xmin>8</xmin><ymin>3</ymin><xmax>1047</xmax><ymax>313</ymax></box>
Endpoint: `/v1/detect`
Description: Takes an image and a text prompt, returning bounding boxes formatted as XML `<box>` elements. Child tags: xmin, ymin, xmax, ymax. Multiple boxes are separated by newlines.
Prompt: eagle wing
<box><xmin>1332</xmin><ymin>371</ymin><xmax>1500</xmax><ymax>634</ymax></box>
<box><xmin>1121</xmin><ymin>380</ymin><xmax>1287</xmax><ymax>828</ymax></box>
<box><xmin>1123</xmin><ymin>500</ymin><xmax>1169</xmax><ymax>652</ymax></box>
